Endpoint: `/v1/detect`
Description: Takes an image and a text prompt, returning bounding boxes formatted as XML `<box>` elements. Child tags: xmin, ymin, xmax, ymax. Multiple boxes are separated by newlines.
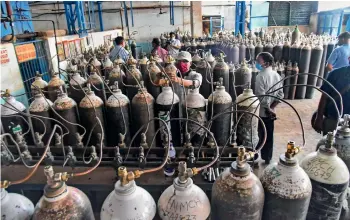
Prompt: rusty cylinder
<box><xmin>213</xmin><ymin>56</ymin><xmax>230</xmax><ymax>93</ymax></box>
<box><xmin>288</xmin><ymin>63</ymin><xmax>299</xmax><ymax>100</ymax></box>
<box><xmin>87</xmin><ymin>70</ymin><xmax>106</xmax><ymax>103</ymax></box>
<box><xmin>131</xmin><ymin>86</ymin><xmax>156</xmax><ymax>148</ymax></box>
<box><xmin>31</xmin><ymin>72</ymin><xmax>48</xmax><ymax>97</ymax></box>
<box><xmin>47</xmin><ymin>74</ymin><xmax>66</xmax><ymax>103</ymax></box>
<box><xmin>282</xmin><ymin>41</ymin><xmax>291</xmax><ymax>63</ymax></box>
<box><xmin>261</xmin><ymin>141</ymin><xmax>312</xmax><ymax>220</ymax></box>
<box><xmin>68</xmin><ymin>72</ymin><xmax>87</xmax><ymax>105</ymax></box>
<box><xmin>246</xmin><ymin>41</ymin><xmax>255</xmax><ymax>63</ymax></box>
<box><xmin>317</xmin><ymin>41</ymin><xmax>328</xmax><ymax>87</ymax></box>
<box><xmin>125</xmin><ymin>61</ymin><xmax>142</xmax><ymax>101</ymax></box>
<box><xmin>108</xmin><ymin>64</ymin><xmax>126</xmax><ymax>94</ymax></box>
<box><xmin>211</xmin><ymin>148</ymin><xmax>264</xmax><ymax>220</ymax></box>
<box><xmin>305</xmin><ymin>44</ymin><xmax>323</xmax><ymax>99</ymax></box>
<box><xmin>139</xmin><ymin>55</ymin><xmax>149</xmax><ymax>77</ymax></box>
<box><xmin>144</xmin><ymin>60</ymin><xmax>161</xmax><ymax>100</ymax></box>
<box><xmin>235</xmin><ymin>60</ymin><xmax>252</xmax><ymax>97</ymax></box>
<box><xmin>295</xmin><ymin>44</ymin><xmax>311</xmax><ymax>99</ymax></box>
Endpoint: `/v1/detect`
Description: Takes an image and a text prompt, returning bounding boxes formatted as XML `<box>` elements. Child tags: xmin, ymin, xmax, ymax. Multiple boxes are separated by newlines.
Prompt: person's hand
<box><xmin>313</xmin><ymin>114</ymin><xmax>323</xmax><ymax>134</ymax></box>
<box><xmin>158</xmin><ymin>79</ymin><xmax>168</xmax><ymax>86</ymax></box>
<box><xmin>266</xmin><ymin>108</ymin><xmax>277</xmax><ymax>118</ymax></box>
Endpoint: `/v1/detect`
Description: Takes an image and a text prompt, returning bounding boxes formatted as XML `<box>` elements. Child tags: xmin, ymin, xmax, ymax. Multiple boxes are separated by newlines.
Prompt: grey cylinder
<box><xmin>295</xmin><ymin>44</ymin><xmax>311</xmax><ymax>99</ymax></box>
<box><xmin>305</xmin><ymin>45</ymin><xmax>323</xmax><ymax>99</ymax></box>
<box><xmin>317</xmin><ymin>42</ymin><xmax>328</xmax><ymax>87</ymax></box>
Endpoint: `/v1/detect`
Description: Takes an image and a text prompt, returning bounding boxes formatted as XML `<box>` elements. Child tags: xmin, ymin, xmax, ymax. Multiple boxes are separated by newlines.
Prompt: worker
<box><xmin>167</xmin><ymin>32</ymin><xmax>181</xmax><ymax>56</ymax></box>
<box><xmin>109</xmin><ymin>36</ymin><xmax>129</xmax><ymax>62</ymax></box>
<box><xmin>326</xmin><ymin>31</ymin><xmax>350</xmax><ymax>72</ymax></box>
<box><xmin>313</xmin><ymin>59</ymin><xmax>350</xmax><ymax>135</ymax></box>
<box><xmin>151</xmin><ymin>38</ymin><xmax>168</xmax><ymax>62</ymax></box>
<box><xmin>255</xmin><ymin>52</ymin><xmax>284</xmax><ymax>164</ymax></box>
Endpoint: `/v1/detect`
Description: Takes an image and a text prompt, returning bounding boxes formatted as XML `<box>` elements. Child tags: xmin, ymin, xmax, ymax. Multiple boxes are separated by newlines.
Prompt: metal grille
<box><xmin>14</xmin><ymin>40</ymin><xmax>51</xmax><ymax>101</ymax></box>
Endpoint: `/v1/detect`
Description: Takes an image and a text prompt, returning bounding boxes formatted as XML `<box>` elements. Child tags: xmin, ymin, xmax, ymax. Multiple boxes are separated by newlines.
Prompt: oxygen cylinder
<box><xmin>230</xmin><ymin>44</ymin><xmax>239</xmax><ymax>65</ymax></box>
<box><xmin>87</xmin><ymin>69</ymin><xmax>106</xmax><ymax>103</ymax></box>
<box><xmin>113</xmin><ymin>55</ymin><xmax>126</xmax><ymax>75</ymax></box>
<box><xmin>183</xmin><ymin>89</ymin><xmax>207</xmax><ymax>146</ymax></box>
<box><xmin>301</xmin><ymin>132</ymin><xmax>350</xmax><ymax>220</ymax></box>
<box><xmin>29</xmin><ymin>93</ymin><xmax>53</xmax><ymax>144</ymax></box>
<box><xmin>91</xmin><ymin>56</ymin><xmax>102</xmax><ymax>74</ymax></box>
<box><xmin>259</xmin><ymin>28</ymin><xmax>264</xmax><ymax>39</ymax></box>
<box><xmin>246</xmin><ymin>41</ymin><xmax>255</xmax><ymax>63</ymax></box>
<box><xmin>235</xmin><ymin>60</ymin><xmax>252</xmax><ymax>97</ymax></box>
<box><xmin>108</xmin><ymin>64</ymin><xmax>126</xmax><ymax>94</ymax></box>
<box><xmin>213</xmin><ymin>56</ymin><xmax>230</xmax><ymax>93</ymax></box>
<box><xmin>211</xmin><ymin>147</ymin><xmax>264</xmax><ymax>220</ymax></box>
<box><xmin>106</xmin><ymin>83</ymin><xmax>130</xmax><ymax>147</ymax></box>
<box><xmin>291</xmin><ymin>25</ymin><xmax>300</xmax><ymax>45</ymax></box>
<box><xmin>1</xmin><ymin>91</ymin><xmax>32</xmax><ymax>144</ymax></box>
<box><xmin>125</xmin><ymin>57</ymin><xmax>143</xmax><ymax>101</ymax></box>
<box><xmin>305</xmin><ymin>44</ymin><xmax>323</xmax><ymax>99</ymax></box>
<box><xmin>47</xmin><ymin>74</ymin><xmax>66</xmax><ymax>102</ymax></box>
<box><xmin>79</xmin><ymin>88</ymin><xmax>105</xmax><ymax>146</ymax></box>
<box><xmin>205</xmin><ymin>50</ymin><xmax>216</xmax><ymax>71</ymax></box>
<box><xmin>101</xmin><ymin>168</ymin><xmax>156</xmax><ymax>220</ymax></box>
<box><xmin>228</xmin><ymin>62</ymin><xmax>236</xmax><ymax>102</ymax></box>
<box><xmin>33</xmin><ymin>166</ymin><xmax>94</xmax><ymax>220</ymax></box>
<box><xmin>197</xmin><ymin>41</ymin><xmax>206</xmax><ymax>51</ymax></box>
<box><xmin>284</xmin><ymin>61</ymin><xmax>292</xmax><ymax>99</ymax></box>
<box><xmin>68</xmin><ymin>72</ymin><xmax>87</xmax><ymax>105</ymax></box>
<box><xmin>103</xmin><ymin>56</ymin><xmax>113</xmax><ymax>79</ymax></box>
<box><xmin>131</xmin><ymin>40</ymin><xmax>137</xmax><ymax>59</ymax></box>
<box><xmin>255</xmin><ymin>41</ymin><xmax>264</xmax><ymax>57</ymax></box>
<box><xmin>317</xmin><ymin>41</ymin><xmax>328</xmax><ymax>87</ymax></box>
<box><xmin>226</xmin><ymin>44</ymin><xmax>233</xmax><ymax>64</ymax></box>
<box><xmin>326</xmin><ymin>40</ymin><xmax>335</xmax><ymax>60</ymax></box>
<box><xmin>282</xmin><ymin>41</ymin><xmax>291</xmax><ymax>63</ymax></box>
<box><xmin>190</xmin><ymin>39</ymin><xmax>197</xmax><ymax>53</ymax></box>
<box><xmin>288</xmin><ymin>62</ymin><xmax>299</xmax><ymax>100</ymax></box>
<box><xmin>236</xmin><ymin>89</ymin><xmax>260</xmax><ymax>148</ymax></box>
<box><xmin>277</xmin><ymin>62</ymin><xmax>284</xmax><ymax>77</ymax></box>
<box><xmin>31</xmin><ymin>72</ymin><xmax>48</xmax><ymax>96</ymax></box>
<box><xmin>208</xmin><ymin>78</ymin><xmax>232</xmax><ymax>146</ymax></box>
<box><xmin>273</xmin><ymin>42</ymin><xmax>283</xmax><ymax>62</ymax></box>
<box><xmin>261</xmin><ymin>141</ymin><xmax>312</xmax><ymax>220</ymax></box>
<box><xmin>139</xmin><ymin>54</ymin><xmax>149</xmax><ymax>77</ymax></box>
<box><xmin>1</xmin><ymin>188</ymin><xmax>34</xmax><ymax>220</ymax></box>
<box><xmin>197</xmin><ymin>59</ymin><xmax>212</xmax><ymax>99</ymax></box>
<box><xmin>295</xmin><ymin>44</ymin><xmax>311</xmax><ymax>99</ymax></box>
<box><xmin>334</xmin><ymin>115</ymin><xmax>350</xmax><ymax>170</ymax></box>
<box><xmin>290</xmin><ymin>43</ymin><xmax>299</xmax><ymax>64</ymax></box>
<box><xmin>239</xmin><ymin>43</ymin><xmax>246</xmax><ymax>63</ymax></box>
<box><xmin>156</xmin><ymin>86</ymin><xmax>181</xmax><ymax>147</ymax></box>
<box><xmin>192</xmin><ymin>52</ymin><xmax>201</xmax><ymax>67</ymax></box>
<box><xmin>263</xmin><ymin>41</ymin><xmax>273</xmax><ymax>54</ymax></box>
<box><xmin>206</xmin><ymin>40</ymin><xmax>214</xmax><ymax>51</ymax></box>
<box><xmin>144</xmin><ymin>59</ymin><xmax>161</xmax><ymax>100</ymax></box>
<box><xmin>131</xmin><ymin>85</ymin><xmax>156</xmax><ymax>148</ymax></box>
<box><xmin>158</xmin><ymin>162</ymin><xmax>210</xmax><ymax>220</ymax></box>
<box><xmin>251</xmin><ymin>62</ymin><xmax>259</xmax><ymax>93</ymax></box>
<box><xmin>184</xmin><ymin>41</ymin><xmax>191</xmax><ymax>52</ymax></box>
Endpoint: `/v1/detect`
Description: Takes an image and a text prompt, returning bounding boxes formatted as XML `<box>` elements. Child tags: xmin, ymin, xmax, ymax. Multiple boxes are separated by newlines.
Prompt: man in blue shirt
<box><xmin>314</xmin><ymin>61</ymin><xmax>350</xmax><ymax>135</ymax></box>
<box><xmin>109</xmin><ymin>36</ymin><xmax>129</xmax><ymax>62</ymax></box>
<box><xmin>326</xmin><ymin>32</ymin><xmax>350</xmax><ymax>72</ymax></box>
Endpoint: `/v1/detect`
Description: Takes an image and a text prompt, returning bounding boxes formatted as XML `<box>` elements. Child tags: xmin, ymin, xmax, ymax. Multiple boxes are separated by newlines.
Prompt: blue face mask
<box><xmin>255</xmin><ymin>62</ymin><xmax>263</xmax><ymax>71</ymax></box>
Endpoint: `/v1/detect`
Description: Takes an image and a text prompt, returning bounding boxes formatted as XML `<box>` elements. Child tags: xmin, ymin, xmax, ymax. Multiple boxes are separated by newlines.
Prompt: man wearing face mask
<box><xmin>255</xmin><ymin>52</ymin><xmax>284</xmax><ymax>164</ymax></box>
<box><xmin>167</xmin><ymin>32</ymin><xmax>182</xmax><ymax>56</ymax></box>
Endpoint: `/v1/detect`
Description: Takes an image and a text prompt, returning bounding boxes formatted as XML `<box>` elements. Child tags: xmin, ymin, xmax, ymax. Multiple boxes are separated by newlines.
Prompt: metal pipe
<box><xmin>129</xmin><ymin>1</ymin><xmax>134</xmax><ymax>27</ymax></box>
<box><xmin>190</xmin><ymin>1</ymin><xmax>194</xmax><ymax>37</ymax></box>
<box><xmin>97</xmin><ymin>2</ymin><xmax>104</xmax><ymax>31</ymax></box>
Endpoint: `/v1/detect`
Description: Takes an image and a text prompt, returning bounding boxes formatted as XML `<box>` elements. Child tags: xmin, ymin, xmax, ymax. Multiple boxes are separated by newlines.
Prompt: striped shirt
<box><xmin>110</xmin><ymin>45</ymin><xmax>129</xmax><ymax>62</ymax></box>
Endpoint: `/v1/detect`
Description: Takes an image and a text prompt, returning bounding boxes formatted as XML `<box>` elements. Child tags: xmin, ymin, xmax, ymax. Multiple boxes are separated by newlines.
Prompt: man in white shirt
<box><xmin>255</xmin><ymin>52</ymin><xmax>284</xmax><ymax>164</ymax></box>
<box><xmin>167</xmin><ymin>32</ymin><xmax>181</xmax><ymax>56</ymax></box>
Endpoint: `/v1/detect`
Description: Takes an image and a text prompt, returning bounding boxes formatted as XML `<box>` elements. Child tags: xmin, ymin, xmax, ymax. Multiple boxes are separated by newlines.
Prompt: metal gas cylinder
<box><xmin>291</xmin><ymin>25</ymin><xmax>301</xmax><ymax>45</ymax></box>
<box><xmin>88</xmin><ymin>69</ymin><xmax>106</xmax><ymax>102</ymax></box>
<box><xmin>255</xmin><ymin>40</ymin><xmax>264</xmax><ymax>57</ymax></box>
<box><xmin>103</xmin><ymin>56</ymin><xmax>113</xmax><ymax>79</ymax></box>
<box><xmin>130</xmin><ymin>40</ymin><xmax>137</xmax><ymax>58</ymax></box>
<box><xmin>301</xmin><ymin>132</ymin><xmax>350</xmax><ymax>220</ymax></box>
<box><xmin>1</xmin><ymin>90</ymin><xmax>32</xmax><ymax>144</ymax></box>
<box><xmin>246</xmin><ymin>40</ymin><xmax>255</xmax><ymax>63</ymax></box>
<box><xmin>192</xmin><ymin>52</ymin><xmax>201</xmax><ymax>67</ymax></box>
<box><xmin>211</xmin><ymin>147</ymin><xmax>264</xmax><ymax>220</ymax></box>
<box><xmin>213</xmin><ymin>55</ymin><xmax>230</xmax><ymax>93</ymax></box>
<box><xmin>286</xmin><ymin>28</ymin><xmax>291</xmax><ymax>39</ymax></box>
<box><xmin>184</xmin><ymin>41</ymin><xmax>191</xmax><ymax>52</ymax></box>
<box><xmin>108</xmin><ymin>64</ymin><xmax>125</xmax><ymax>94</ymax></box>
<box><xmin>66</xmin><ymin>59</ymin><xmax>78</xmax><ymax>73</ymax></box>
<box><xmin>259</xmin><ymin>28</ymin><xmax>264</xmax><ymax>39</ymax></box>
<box><xmin>139</xmin><ymin>54</ymin><xmax>149</xmax><ymax>77</ymax></box>
<box><xmin>101</xmin><ymin>167</ymin><xmax>156</xmax><ymax>220</ymax></box>
<box><xmin>29</xmin><ymin>93</ymin><xmax>53</xmax><ymax>144</ymax></box>
<box><xmin>131</xmin><ymin>85</ymin><xmax>156</xmax><ymax>148</ymax></box>
<box><xmin>295</xmin><ymin>44</ymin><xmax>311</xmax><ymax>99</ymax></box>
<box><xmin>288</xmin><ymin>62</ymin><xmax>299</xmax><ymax>100</ymax></box>
<box><xmin>305</xmin><ymin>43</ymin><xmax>323</xmax><ymax>99</ymax></box>
<box><xmin>261</xmin><ymin>141</ymin><xmax>312</xmax><ymax>220</ymax></box>
<box><xmin>144</xmin><ymin>59</ymin><xmax>161</xmax><ymax>100</ymax></box>
<box><xmin>156</xmin><ymin>86</ymin><xmax>181</xmax><ymax>147</ymax></box>
<box><xmin>197</xmin><ymin>41</ymin><xmax>206</xmax><ymax>51</ymax></box>
<box><xmin>236</xmin><ymin>89</ymin><xmax>260</xmax><ymax>148</ymax></box>
<box><xmin>284</xmin><ymin>61</ymin><xmax>292</xmax><ymax>99</ymax></box>
<box><xmin>235</xmin><ymin>60</ymin><xmax>252</xmax><ymax>97</ymax></box>
<box><xmin>282</xmin><ymin>41</ymin><xmax>291</xmax><ymax>63</ymax></box>
<box><xmin>158</xmin><ymin>162</ymin><xmax>211</xmax><ymax>220</ymax></box>
<box><xmin>277</xmin><ymin>62</ymin><xmax>285</xmax><ymax>77</ymax></box>
<box><xmin>31</xmin><ymin>72</ymin><xmax>48</xmax><ymax>94</ymax></box>
<box><xmin>183</xmin><ymin>89</ymin><xmax>207</xmax><ymax>146</ymax></box>
<box><xmin>273</xmin><ymin>42</ymin><xmax>283</xmax><ymax>62</ymax></box>
<box><xmin>68</xmin><ymin>72</ymin><xmax>87</xmax><ymax>105</ymax></box>
<box><xmin>47</xmin><ymin>73</ymin><xmax>66</xmax><ymax>102</ymax></box>
<box><xmin>205</xmin><ymin>49</ymin><xmax>216</xmax><ymax>71</ymax></box>
<box><xmin>225</xmin><ymin>44</ymin><xmax>233</xmax><ymax>64</ymax></box>
<box><xmin>333</xmin><ymin>115</ymin><xmax>350</xmax><ymax>170</ymax></box>
<box><xmin>125</xmin><ymin>57</ymin><xmax>143</xmax><ymax>101</ymax></box>
<box><xmin>53</xmin><ymin>90</ymin><xmax>79</xmax><ymax>146</ymax></box>
<box><xmin>263</xmin><ymin>41</ymin><xmax>273</xmax><ymax>54</ymax></box>
<box><xmin>239</xmin><ymin>43</ymin><xmax>246</xmax><ymax>64</ymax></box>
<box><xmin>190</xmin><ymin>39</ymin><xmax>197</xmax><ymax>52</ymax></box>
<box><xmin>91</xmin><ymin>55</ymin><xmax>102</xmax><ymax>74</ymax></box>
<box><xmin>79</xmin><ymin>87</ymin><xmax>106</xmax><ymax>146</ymax></box>
<box><xmin>251</xmin><ymin>61</ymin><xmax>259</xmax><ymax>93</ymax></box>
<box><xmin>208</xmin><ymin>78</ymin><xmax>232</xmax><ymax>146</ymax></box>
<box><xmin>196</xmin><ymin>58</ymin><xmax>211</xmax><ymax>99</ymax></box>
<box><xmin>153</xmin><ymin>53</ymin><xmax>164</xmax><ymax>67</ymax></box>
<box><xmin>113</xmin><ymin>55</ymin><xmax>126</xmax><ymax>74</ymax></box>
<box><xmin>106</xmin><ymin>82</ymin><xmax>130</xmax><ymax>147</ymax></box>
<box><xmin>290</xmin><ymin>42</ymin><xmax>299</xmax><ymax>64</ymax></box>
<box><xmin>33</xmin><ymin>166</ymin><xmax>94</xmax><ymax>220</ymax></box>
<box><xmin>206</xmin><ymin>39</ymin><xmax>214</xmax><ymax>51</ymax></box>
<box><xmin>228</xmin><ymin>62</ymin><xmax>236</xmax><ymax>102</ymax></box>
<box><xmin>317</xmin><ymin>40</ymin><xmax>328</xmax><ymax>87</ymax></box>
<box><xmin>231</xmin><ymin>44</ymin><xmax>240</xmax><ymax>65</ymax></box>
<box><xmin>1</xmin><ymin>188</ymin><xmax>34</xmax><ymax>220</ymax></box>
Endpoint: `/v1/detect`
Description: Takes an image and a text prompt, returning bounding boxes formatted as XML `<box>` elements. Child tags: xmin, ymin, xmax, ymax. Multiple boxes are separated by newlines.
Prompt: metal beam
<box><xmin>97</xmin><ymin>1</ymin><xmax>104</xmax><ymax>31</ymax></box>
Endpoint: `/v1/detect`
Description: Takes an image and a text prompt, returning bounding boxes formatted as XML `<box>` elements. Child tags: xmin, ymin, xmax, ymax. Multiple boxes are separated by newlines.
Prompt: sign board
<box><xmin>15</xmin><ymin>43</ymin><xmax>36</xmax><ymax>63</ymax></box>
<box><xmin>0</xmin><ymin>48</ymin><xmax>10</xmax><ymax>64</ymax></box>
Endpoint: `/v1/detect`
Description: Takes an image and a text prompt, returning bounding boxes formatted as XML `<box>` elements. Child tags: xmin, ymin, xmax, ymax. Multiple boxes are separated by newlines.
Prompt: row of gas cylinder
<box><xmin>3</xmin><ymin>121</ymin><xmax>349</xmax><ymax>220</ymax></box>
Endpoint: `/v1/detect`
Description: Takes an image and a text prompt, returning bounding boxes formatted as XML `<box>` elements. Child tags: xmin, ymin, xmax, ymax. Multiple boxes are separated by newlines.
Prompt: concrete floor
<box><xmin>254</xmin><ymin>91</ymin><xmax>322</xmax><ymax>175</ymax></box>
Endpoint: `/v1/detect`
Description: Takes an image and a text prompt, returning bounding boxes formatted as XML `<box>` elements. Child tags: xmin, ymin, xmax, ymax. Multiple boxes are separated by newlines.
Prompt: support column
<box><xmin>190</xmin><ymin>1</ymin><xmax>202</xmax><ymax>38</ymax></box>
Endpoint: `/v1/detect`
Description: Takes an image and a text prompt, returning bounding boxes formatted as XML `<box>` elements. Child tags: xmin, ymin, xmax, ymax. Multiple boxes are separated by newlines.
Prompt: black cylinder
<box><xmin>326</xmin><ymin>41</ymin><xmax>335</xmax><ymax>60</ymax></box>
<box><xmin>232</xmin><ymin>44</ymin><xmax>240</xmax><ymax>65</ymax></box>
<box><xmin>288</xmin><ymin>63</ymin><xmax>298</xmax><ymax>100</ymax></box>
<box><xmin>246</xmin><ymin>43</ymin><xmax>255</xmax><ymax>63</ymax></box>
<box><xmin>317</xmin><ymin>43</ymin><xmax>328</xmax><ymax>87</ymax></box>
<box><xmin>88</xmin><ymin>72</ymin><xmax>106</xmax><ymax>103</ymax></box>
<box><xmin>284</xmin><ymin>63</ymin><xmax>292</xmax><ymax>99</ymax></box>
<box><xmin>228</xmin><ymin>63</ymin><xmax>236</xmax><ymax>102</ymax></box>
<box><xmin>282</xmin><ymin>42</ymin><xmax>291</xmax><ymax>63</ymax></box>
<box><xmin>239</xmin><ymin>44</ymin><xmax>246</xmax><ymax>63</ymax></box>
<box><xmin>255</xmin><ymin>42</ymin><xmax>263</xmax><ymax>57</ymax></box>
<box><xmin>305</xmin><ymin>45</ymin><xmax>323</xmax><ymax>99</ymax></box>
<box><xmin>47</xmin><ymin>75</ymin><xmax>66</xmax><ymax>103</ymax></box>
<box><xmin>68</xmin><ymin>73</ymin><xmax>87</xmax><ymax>105</ymax></box>
<box><xmin>235</xmin><ymin>62</ymin><xmax>252</xmax><ymax>97</ymax></box>
<box><xmin>273</xmin><ymin>43</ymin><xmax>283</xmax><ymax>62</ymax></box>
<box><xmin>108</xmin><ymin>65</ymin><xmax>126</xmax><ymax>94</ymax></box>
<box><xmin>197</xmin><ymin>60</ymin><xmax>212</xmax><ymax>99</ymax></box>
<box><xmin>263</xmin><ymin>42</ymin><xmax>273</xmax><ymax>54</ymax></box>
<box><xmin>251</xmin><ymin>65</ymin><xmax>259</xmax><ymax>95</ymax></box>
<box><xmin>126</xmin><ymin>65</ymin><xmax>143</xmax><ymax>101</ymax></box>
<box><xmin>213</xmin><ymin>58</ymin><xmax>230</xmax><ymax>93</ymax></box>
<box><xmin>295</xmin><ymin>45</ymin><xmax>311</xmax><ymax>99</ymax></box>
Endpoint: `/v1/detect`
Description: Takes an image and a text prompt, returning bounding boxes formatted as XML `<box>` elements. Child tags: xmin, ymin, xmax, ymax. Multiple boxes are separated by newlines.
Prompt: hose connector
<box><xmin>118</xmin><ymin>166</ymin><xmax>144</xmax><ymax>186</ymax></box>
<box><xmin>285</xmin><ymin>141</ymin><xmax>300</xmax><ymax>159</ymax></box>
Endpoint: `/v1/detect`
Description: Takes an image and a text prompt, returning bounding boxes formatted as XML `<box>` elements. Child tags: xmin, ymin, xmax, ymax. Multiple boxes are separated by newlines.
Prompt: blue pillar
<box><xmin>97</xmin><ymin>1</ymin><xmax>104</xmax><ymax>31</ymax></box>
